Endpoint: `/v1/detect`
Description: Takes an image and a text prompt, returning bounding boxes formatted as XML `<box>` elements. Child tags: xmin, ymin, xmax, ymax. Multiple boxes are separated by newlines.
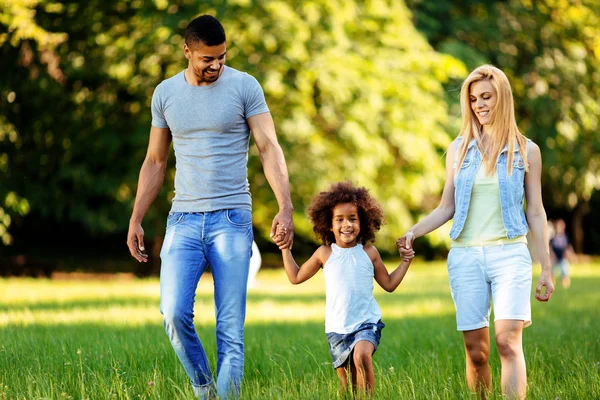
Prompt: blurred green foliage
<box><xmin>0</xmin><ymin>0</ymin><xmax>465</xmax><ymax>256</ymax></box>
<box><xmin>0</xmin><ymin>0</ymin><xmax>598</xmax><ymax>263</ymax></box>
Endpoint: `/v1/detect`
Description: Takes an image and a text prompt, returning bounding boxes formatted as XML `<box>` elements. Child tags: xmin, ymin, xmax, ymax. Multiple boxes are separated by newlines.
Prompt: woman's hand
<box><xmin>535</xmin><ymin>269</ymin><xmax>554</xmax><ymax>302</ymax></box>
<box><xmin>396</xmin><ymin>232</ymin><xmax>416</xmax><ymax>261</ymax></box>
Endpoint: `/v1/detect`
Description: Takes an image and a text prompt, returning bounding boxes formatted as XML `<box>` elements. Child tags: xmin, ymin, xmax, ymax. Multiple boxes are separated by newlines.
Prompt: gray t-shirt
<box><xmin>151</xmin><ymin>66</ymin><xmax>269</xmax><ymax>212</ymax></box>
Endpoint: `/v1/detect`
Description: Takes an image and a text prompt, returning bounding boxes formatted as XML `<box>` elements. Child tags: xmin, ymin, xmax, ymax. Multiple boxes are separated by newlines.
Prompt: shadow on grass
<box><xmin>0</xmin><ymin>289</ymin><xmax>456</xmax><ymax>313</ymax></box>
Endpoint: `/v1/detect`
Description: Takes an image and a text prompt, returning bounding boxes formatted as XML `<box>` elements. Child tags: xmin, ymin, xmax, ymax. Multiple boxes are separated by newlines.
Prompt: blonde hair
<box><xmin>457</xmin><ymin>64</ymin><xmax>528</xmax><ymax>176</ymax></box>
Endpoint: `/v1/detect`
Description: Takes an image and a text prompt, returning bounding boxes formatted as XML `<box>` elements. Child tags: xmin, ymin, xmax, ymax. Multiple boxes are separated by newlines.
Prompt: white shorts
<box><xmin>447</xmin><ymin>243</ymin><xmax>532</xmax><ymax>331</ymax></box>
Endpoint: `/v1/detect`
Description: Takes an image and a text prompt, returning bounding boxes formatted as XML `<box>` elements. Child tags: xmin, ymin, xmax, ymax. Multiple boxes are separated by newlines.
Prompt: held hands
<box><xmin>127</xmin><ymin>221</ymin><xmax>148</xmax><ymax>263</ymax></box>
<box><xmin>396</xmin><ymin>233</ymin><xmax>416</xmax><ymax>262</ymax></box>
<box><xmin>535</xmin><ymin>269</ymin><xmax>554</xmax><ymax>302</ymax></box>
<box><xmin>270</xmin><ymin>209</ymin><xmax>294</xmax><ymax>250</ymax></box>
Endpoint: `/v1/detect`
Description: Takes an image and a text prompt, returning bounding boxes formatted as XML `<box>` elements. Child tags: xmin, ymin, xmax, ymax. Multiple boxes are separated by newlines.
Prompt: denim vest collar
<box><xmin>500</xmin><ymin>139</ymin><xmax>521</xmax><ymax>154</ymax></box>
<box><xmin>466</xmin><ymin>138</ymin><xmax>519</xmax><ymax>154</ymax></box>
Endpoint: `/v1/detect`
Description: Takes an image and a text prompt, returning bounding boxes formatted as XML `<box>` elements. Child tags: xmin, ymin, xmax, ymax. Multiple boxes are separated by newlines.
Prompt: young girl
<box><xmin>279</xmin><ymin>181</ymin><xmax>414</xmax><ymax>396</ymax></box>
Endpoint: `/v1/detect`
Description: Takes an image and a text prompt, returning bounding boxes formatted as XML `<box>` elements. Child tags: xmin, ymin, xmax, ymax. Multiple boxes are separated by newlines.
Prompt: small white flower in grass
<box><xmin>77</xmin><ymin>349</ymin><xmax>81</xmax><ymax>355</ymax></box>
<box><xmin>389</xmin><ymin>366</ymin><xmax>394</xmax><ymax>373</ymax></box>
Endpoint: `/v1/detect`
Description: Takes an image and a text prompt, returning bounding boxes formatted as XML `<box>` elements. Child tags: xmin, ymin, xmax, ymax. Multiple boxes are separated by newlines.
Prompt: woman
<box><xmin>398</xmin><ymin>65</ymin><xmax>554</xmax><ymax>399</ymax></box>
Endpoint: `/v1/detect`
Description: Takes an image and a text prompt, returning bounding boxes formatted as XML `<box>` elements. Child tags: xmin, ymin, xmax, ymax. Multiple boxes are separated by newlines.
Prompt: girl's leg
<box><xmin>463</xmin><ymin>327</ymin><xmax>492</xmax><ymax>398</ymax></box>
<box><xmin>352</xmin><ymin>341</ymin><xmax>376</xmax><ymax>396</ymax></box>
<box><xmin>494</xmin><ymin>320</ymin><xmax>526</xmax><ymax>400</ymax></box>
<box><xmin>335</xmin><ymin>363</ymin><xmax>349</xmax><ymax>393</ymax></box>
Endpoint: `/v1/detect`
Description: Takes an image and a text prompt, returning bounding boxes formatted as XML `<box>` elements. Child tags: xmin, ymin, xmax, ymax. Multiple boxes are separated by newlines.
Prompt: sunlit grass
<box><xmin>0</xmin><ymin>261</ymin><xmax>455</xmax><ymax>327</ymax></box>
<box><xmin>1</xmin><ymin>261</ymin><xmax>599</xmax><ymax>399</ymax></box>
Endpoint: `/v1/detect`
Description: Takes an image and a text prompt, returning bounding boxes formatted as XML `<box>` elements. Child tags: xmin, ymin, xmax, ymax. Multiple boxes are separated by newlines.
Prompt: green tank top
<box><xmin>451</xmin><ymin>166</ymin><xmax>527</xmax><ymax>248</ymax></box>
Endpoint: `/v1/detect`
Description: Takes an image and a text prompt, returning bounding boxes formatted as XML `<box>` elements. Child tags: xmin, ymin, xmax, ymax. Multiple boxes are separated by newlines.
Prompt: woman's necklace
<box><xmin>476</xmin><ymin>133</ymin><xmax>492</xmax><ymax>161</ymax></box>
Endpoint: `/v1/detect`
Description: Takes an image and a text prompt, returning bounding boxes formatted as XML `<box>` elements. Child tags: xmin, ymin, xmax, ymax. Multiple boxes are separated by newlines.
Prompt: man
<box><xmin>126</xmin><ymin>15</ymin><xmax>294</xmax><ymax>399</ymax></box>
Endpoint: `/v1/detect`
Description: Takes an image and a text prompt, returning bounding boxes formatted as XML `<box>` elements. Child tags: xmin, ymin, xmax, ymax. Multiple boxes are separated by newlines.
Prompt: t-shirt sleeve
<box><xmin>151</xmin><ymin>83</ymin><xmax>169</xmax><ymax>128</ymax></box>
<box><xmin>243</xmin><ymin>74</ymin><xmax>270</xmax><ymax>119</ymax></box>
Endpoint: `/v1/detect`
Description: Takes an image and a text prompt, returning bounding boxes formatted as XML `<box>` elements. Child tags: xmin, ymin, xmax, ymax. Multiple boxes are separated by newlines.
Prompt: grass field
<box><xmin>1</xmin><ymin>261</ymin><xmax>599</xmax><ymax>399</ymax></box>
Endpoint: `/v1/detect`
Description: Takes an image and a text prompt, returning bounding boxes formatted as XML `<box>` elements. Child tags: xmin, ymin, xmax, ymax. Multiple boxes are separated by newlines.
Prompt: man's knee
<box><xmin>163</xmin><ymin>305</ymin><xmax>193</xmax><ymax>332</ymax></box>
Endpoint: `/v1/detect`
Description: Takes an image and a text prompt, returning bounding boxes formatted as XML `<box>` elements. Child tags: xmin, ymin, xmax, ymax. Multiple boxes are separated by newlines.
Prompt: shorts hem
<box><xmin>494</xmin><ymin>315</ymin><xmax>532</xmax><ymax>328</ymax></box>
<box><xmin>331</xmin><ymin>338</ymin><xmax>378</xmax><ymax>369</ymax></box>
<box><xmin>457</xmin><ymin>322</ymin><xmax>489</xmax><ymax>331</ymax></box>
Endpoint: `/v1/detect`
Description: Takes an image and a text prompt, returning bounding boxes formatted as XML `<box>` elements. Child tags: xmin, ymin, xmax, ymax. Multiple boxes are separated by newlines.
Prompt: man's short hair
<box><xmin>185</xmin><ymin>15</ymin><xmax>226</xmax><ymax>47</ymax></box>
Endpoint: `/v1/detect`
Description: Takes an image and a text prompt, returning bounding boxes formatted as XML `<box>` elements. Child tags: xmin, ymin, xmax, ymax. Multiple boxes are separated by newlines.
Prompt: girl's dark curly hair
<box><xmin>308</xmin><ymin>181</ymin><xmax>384</xmax><ymax>246</ymax></box>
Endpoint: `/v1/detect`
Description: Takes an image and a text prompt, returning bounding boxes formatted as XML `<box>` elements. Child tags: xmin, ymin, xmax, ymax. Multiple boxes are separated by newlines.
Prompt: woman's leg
<box><xmin>352</xmin><ymin>341</ymin><xmax>376</xmax><ymax>396</ymax></box>
<box><xmin>495</xmin><ymin>320</ymin><xmax>526</xmax><ymax>399</ymax></box>
<box><xmin>486</xmin><ymin>243</ymin><xmax>531</xmax><ymax>399</ymax></box>
<box><xmin>462</xmin><ymin>327</ymin><xmax>492</xmax><ymax>398</ymax></box>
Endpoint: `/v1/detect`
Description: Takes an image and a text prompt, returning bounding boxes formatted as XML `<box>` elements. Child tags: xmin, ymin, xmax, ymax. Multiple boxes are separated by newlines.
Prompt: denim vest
<box><xmin>449</xmin><ymin>137</ymin><xmax>530</xmax><ymax>240</ymax></box>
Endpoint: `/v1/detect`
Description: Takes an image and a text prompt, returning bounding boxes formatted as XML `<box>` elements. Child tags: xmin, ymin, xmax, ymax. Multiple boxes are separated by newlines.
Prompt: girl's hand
<box><xmin>275</xmin><ymin>224</ymin><xmax>290</xmax><ymax>250</ymax></box>
<box><xmin>396</xmin><ymin>232</ymin><xmax>415</xmax><ymax>261</ymax></box>
<box><xmin>270</xmin><ymin>210</ymin><xmax>294</xmax><ymax>250</ymax></box>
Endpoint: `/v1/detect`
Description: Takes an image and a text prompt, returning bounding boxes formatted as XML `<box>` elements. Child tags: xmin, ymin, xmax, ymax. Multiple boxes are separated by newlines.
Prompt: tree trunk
<box><xmin>572</xmin><ymin>201</ymin><xmax>589</xmax><ymax>254</ymax></box>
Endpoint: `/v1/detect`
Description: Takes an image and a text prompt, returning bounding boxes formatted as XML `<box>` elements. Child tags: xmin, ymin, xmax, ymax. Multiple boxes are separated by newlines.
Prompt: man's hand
<box><xmin>270</xmin><ymin>209</ymin><xmax>294</xmax><ymax>250</ymax></box>
<box><xmin>127</xmin><ymin>221</ymin><xmax>148</xmax><ymax>263</ymax></box>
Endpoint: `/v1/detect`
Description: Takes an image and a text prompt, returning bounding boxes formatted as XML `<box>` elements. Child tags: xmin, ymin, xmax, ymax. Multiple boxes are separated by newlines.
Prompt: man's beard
<box><xmin>201</xmin><ymin>65</ymin><xmax>221</xmax><ymax>82</ymax></box>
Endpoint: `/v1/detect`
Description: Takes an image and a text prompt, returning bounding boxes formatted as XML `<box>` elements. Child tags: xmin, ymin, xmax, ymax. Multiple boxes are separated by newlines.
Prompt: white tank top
<box><xmin>323</xmin><ymin>243</ymin><xmax>382</xmax><ymax>334</ymax></box>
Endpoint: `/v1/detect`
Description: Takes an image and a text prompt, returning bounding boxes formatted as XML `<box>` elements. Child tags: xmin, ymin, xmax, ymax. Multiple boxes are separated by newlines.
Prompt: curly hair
<box><xmin>308</xmin><ymin>181</ymin><xmax>384</xmax><ymax>246</ymax></box>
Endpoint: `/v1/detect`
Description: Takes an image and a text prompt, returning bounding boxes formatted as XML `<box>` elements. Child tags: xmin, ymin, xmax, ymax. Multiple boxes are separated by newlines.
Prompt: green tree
<box><xmin>221</xmin><ymin>0</ymin><xmax>466</xmax><ymax>250</ymax></box>
<box><xmin>1</xmin><ymin>0</ymin><xmax>465</xmax><ymax>268</ymax></box>
<box><xmin>1</xmin><ymin>0</ymin><xmax>181</xmax><ymax>262</ymax></box>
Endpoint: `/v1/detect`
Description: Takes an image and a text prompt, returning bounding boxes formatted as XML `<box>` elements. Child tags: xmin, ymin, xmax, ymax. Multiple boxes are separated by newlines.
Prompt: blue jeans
<box><xmin>160</xmin><ymin>209</ymin><xmax>253</xmax><ymax>399</ymax></box>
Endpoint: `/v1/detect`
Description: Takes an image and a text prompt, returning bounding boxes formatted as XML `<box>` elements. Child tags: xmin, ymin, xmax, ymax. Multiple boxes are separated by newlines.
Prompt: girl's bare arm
<box><xmin>367</xmin><ymin>245</ymin><xmax>412</xmax><ymax>293</ymax></box>
<box><xmin>282</xmin><ymin>245</ymin><xmax>330</xmax><ymax>284</ymax></box>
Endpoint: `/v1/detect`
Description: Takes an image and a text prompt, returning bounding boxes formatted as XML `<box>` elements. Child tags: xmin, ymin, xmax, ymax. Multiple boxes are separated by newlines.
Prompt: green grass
<box><xmin>1</xmin><ymin>261</ymin><xmax>599</xmax><ymax>399</ymax></box>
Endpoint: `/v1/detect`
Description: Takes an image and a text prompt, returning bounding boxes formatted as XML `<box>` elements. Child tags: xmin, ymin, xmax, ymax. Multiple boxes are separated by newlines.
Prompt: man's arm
<box><xmin>248</xmin><ymin>112</ymin><xmax>294</xmax><ymax>249</ymax></box>
<box><xmin>127</xmin><ymin>126</ymin><xmax>172</xmax><ymax>262</ymax></box>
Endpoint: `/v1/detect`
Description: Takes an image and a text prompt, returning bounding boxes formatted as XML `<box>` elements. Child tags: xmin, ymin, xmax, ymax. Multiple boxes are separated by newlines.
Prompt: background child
<box><xmin>279</xmin><ymin>182</ymin><xmax>414</xmax><ymax>396</ymax></box>
<box><xmin>550</xmin><ymin>218</ymin><xmax>573</xmax><ymax>288</ymax></box>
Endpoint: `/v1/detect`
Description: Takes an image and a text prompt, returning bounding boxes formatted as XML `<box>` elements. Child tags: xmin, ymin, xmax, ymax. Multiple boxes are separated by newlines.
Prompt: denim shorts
<box><xmin>326</xmin><ymin>320</ymin><xmax>385</xmax><ymax>368</ymax></box>
<box><xmin>447</xmin><ymin>243</ymin><xmax>532</xmax><ymax>331</ymax></box>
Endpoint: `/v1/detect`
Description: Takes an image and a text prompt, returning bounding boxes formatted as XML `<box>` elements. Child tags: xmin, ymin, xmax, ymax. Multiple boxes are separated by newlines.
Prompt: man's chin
<box><xmin>203</xmin><ymin>71</ymin><xmax>220</xmax><ymax>82</ymax></box>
